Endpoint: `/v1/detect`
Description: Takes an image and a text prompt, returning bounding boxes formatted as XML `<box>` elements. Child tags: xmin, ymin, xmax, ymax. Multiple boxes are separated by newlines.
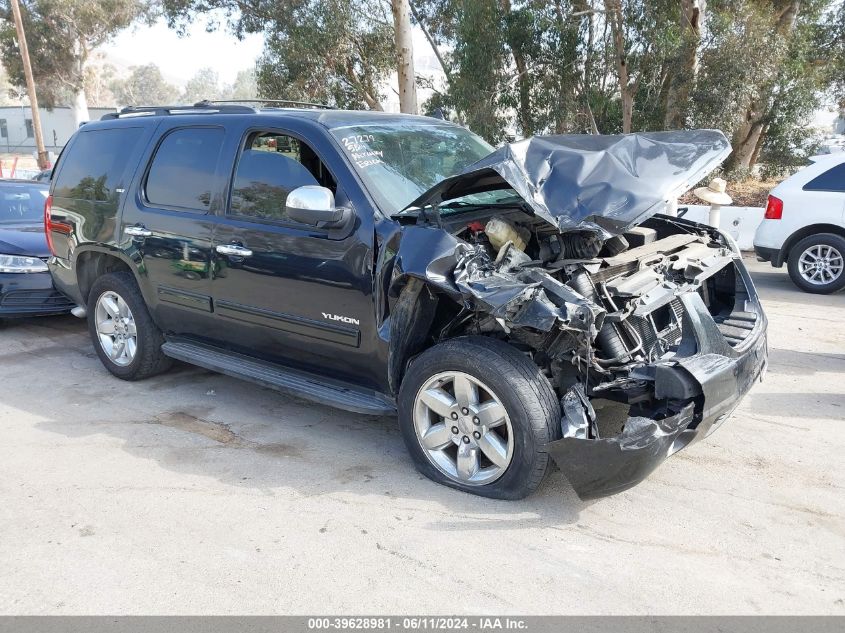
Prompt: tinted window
<box><xmin>229</xmin><ymin>133</ymin><xmax>319</xmax><ymax>221</ymax></box>
<box><xmin>0</xmin><ymin>183</ymin><xmax>48</xmax><ymax>223</ymax></box>
<box><xmin>329</xmin><ymin>123</ymin><xmax>492</xmax><ymax>214</ymax></box>
<box><xmin>53</xmin><ymin>127</ymin><xmax>144</xmax><ymax>202</ymax></box>
<box><xmin>804</xmin><ymin>162</ymin><xmax>845</xmax><ymax>192</ymax></box>
<box><xmin>146</xmin><ymin>127</ymin><xmax>224</xmax><ymax>211</ymax></box>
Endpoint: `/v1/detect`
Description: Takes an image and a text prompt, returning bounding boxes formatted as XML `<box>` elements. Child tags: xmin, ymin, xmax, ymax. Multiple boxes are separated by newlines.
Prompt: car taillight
<box><xmin>44</xmin><ymin>194</ymin><xmax>71</xmax><ymax>257</ymax></box>
<box><xmin>764</xmin><ymin>195</ymin><xmax>783</xmax><ymax>220</ymax></box>
<box><xmin>44</xmin><ymin>194</ymin><xmax>56</xmax><ymax>256</ymax></box>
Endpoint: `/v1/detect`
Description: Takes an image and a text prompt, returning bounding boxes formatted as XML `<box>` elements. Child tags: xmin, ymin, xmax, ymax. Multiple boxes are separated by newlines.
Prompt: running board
<box><xmin>161</xmin><ymin>339</ymin><xmax>396</xmax><ymax>416</ymax></box>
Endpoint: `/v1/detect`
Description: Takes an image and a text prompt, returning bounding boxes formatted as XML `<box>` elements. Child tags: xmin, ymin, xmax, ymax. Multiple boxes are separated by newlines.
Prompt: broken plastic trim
<box><xmin>388</xmin><ymin>225</ymin><xmax>605</xmax><ymax>338</ymax></box>
<box><xmin>548</xmin><ymin>277</ymin><xmax>768</xmax><ymax>500</ymax></box>
<box><xmin>550</xmin><ymin>402</ymin><xmax>696</xmax><ymax>499</ymax></box>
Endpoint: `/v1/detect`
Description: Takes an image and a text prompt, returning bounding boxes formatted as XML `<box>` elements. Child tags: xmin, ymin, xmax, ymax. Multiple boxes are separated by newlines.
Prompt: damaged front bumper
<box><xmin>548</xmin><ymin>265</ymin><xmax>768</xmax><ymax>499</ymax></box>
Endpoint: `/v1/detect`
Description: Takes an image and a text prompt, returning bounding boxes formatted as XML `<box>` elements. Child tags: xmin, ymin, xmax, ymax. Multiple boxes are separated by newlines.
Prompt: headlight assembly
<box><xmin>0</xmin><ymin>254</ymin><xmax>50</xmax><ymax>273</ymax></box>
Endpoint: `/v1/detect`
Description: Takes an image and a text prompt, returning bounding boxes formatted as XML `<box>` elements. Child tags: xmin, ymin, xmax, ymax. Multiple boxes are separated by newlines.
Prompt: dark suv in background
<box><xmin>46</xmin><ymin>102</ymin><xmax>767</xmax><ymax>499</ymax></box>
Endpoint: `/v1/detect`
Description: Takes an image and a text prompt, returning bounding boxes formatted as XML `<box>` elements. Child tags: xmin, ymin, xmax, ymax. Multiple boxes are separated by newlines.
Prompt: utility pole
<box><xmin>10</xmin><ymin>0</ymin><xmax>50</xmax><ymax>169</ymax></box>
<box><xmin>391</xmin><ymin>0</ymin><xmax>418</xmax><ymax>114</ymax></box>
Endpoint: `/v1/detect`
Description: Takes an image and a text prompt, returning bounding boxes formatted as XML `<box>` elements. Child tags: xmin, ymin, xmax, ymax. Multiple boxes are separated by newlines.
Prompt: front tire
<box><xmin>87</xmin><ymin>271</ymin><xmax>172</xmax><ymax>380</ymax></box>
<box><xmin>787</xmin><ymin>233</ymin><xmax>845</xmax><ymax>294</ymax></box>
<box><xmin>398</xmin><ymin>336</ymin><xmax>561</xmax><ymax>500</ymax></box>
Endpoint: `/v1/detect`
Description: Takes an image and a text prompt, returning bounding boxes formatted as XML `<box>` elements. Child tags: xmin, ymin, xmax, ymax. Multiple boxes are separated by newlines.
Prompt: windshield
<box><xmin>330</xmin><ymin>123</ymin><xmax>493</xmax><ymax>214</ymax></box>
<box><xmin>0</xmin><ymin>183</ymin><xmax>48</xmax><ymax>223</ymax></box>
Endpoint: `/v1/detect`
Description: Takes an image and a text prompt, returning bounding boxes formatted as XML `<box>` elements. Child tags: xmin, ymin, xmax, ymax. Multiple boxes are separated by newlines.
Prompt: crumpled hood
<box><xmin>402</xmin><ymin>129</ymin><xmax>732</xmax><ymax>238</ymax></box>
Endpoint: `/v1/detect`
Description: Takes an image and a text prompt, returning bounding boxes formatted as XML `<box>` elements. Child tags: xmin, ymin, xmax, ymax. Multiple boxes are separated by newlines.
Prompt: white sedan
<box><xmin>754</xmin><ymin>154</ymin><xmax>845</xmax><ymax>294</ymax></box>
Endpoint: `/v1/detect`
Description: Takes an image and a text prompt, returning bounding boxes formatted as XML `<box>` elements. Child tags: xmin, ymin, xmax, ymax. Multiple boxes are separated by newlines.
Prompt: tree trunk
<box><xmin>583</xmin><ymin>4</ymin><xmax>598</xmax><ymax>134</ymax></box>
<box><xmin>663</xmin><ymin>0</ymin><xmax>703</xmax><ymax>129</ymax></box>
<box><xmin>391</xmin><ymin>0</ymin><xmax>418</xmax><ymax>114</ymax></box>
<box><xmin>70</xmin><ymin>87</ymin><xmax>90</xmax><ymax>127</ymax></box>
<box><xmin>501</xmin><ymin>0</ymin><xmax>533</xmax><ymax>137</ymax></box>
<box><xmin>605</xmin><ymin>0</ymin><xmax>633</xmax><ymax>132</ymax></box>
<box><xmin>749</xmin><ymin>123</ymin><xmax>768</xmax><ymax>166</ymax></box>
<box><xmin>731</xmin><ymin>114</ymin><xmax>766</xmax><ymax>170</ymax></box>
<box><xmin>726</xmin><ymin>1</ymin><xmax>801</xmax><ymax>170</ymax></box>
<box><xmin>409</xmin><ymin>1</ymin><xmax>451</xmax><ymax>83</ymax></box>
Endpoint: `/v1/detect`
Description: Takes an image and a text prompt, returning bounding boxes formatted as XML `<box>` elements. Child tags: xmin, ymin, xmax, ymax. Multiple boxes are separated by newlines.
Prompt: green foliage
<box><xmin>819</xmin><ymin>0</ymin><xmax>845</xmax><ymax>104</ymax></box>
<box><xmin>227</xmin><ymin>69</ymin><xmax>257</xmax><ymax>100</ymax></box>
<box><xmin>689</xmin><ymin>2</ymin><xmax>774</xmax><ymax>135</ymax></box>
<box><xmin>0</xmin><ymin>64</ymin><xmax>21</xmax><ymax>105</ymax></box>
<box><xmin>181</xmin><ymin>67</ymin><xmax>221</xmax><ymax>103</ymax></box>
<box><xmin>0</xmin><ymin>0</ymin><xmax>153</xmax><ymax>105</ymax></box>
<box><xmin>159</xmin><ymin>0</ymin><xmax>845</xmax><ymax>173</ymax></box>
<box><xmin>162</xmin><ymin>0</ymin><xmax>395</xmax><ymax>109</ymax></box>
<box><xmin>415</xmin><ymin>0</ymin><xmax>843</xmax><ymax>172</ymax></box>
<box><xmin>449</xmin><ymin>0</ymin><xmax>509</xmax><ymax>142</ymax></box>
<box><xmin>110</xmin><ymin>63</ymin><xmax>179</xmax><ymax>106</ymax></box>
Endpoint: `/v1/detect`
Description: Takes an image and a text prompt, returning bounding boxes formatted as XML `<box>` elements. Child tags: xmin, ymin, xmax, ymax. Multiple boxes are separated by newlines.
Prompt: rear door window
<box><xmin>53</xmin><ymin>127</ymin><xmax>144</xmax><ymax>201</ymax></box>
<box><xmin>145</xmin><ymin>127</ymin><xmax>225</xmax><ymax>211</ymax></box>
<box><xmin>803</xmin><ymin>162</ymin><xmax>845</xmax><ymax>192</ymax></box>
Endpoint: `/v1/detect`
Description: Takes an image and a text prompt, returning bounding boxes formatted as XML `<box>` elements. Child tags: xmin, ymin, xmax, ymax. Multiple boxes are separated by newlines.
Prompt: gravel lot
<box><xmin>0</xmin><ymin>256</ymin><xmax>843</xmax><ymax>615</ymax></box>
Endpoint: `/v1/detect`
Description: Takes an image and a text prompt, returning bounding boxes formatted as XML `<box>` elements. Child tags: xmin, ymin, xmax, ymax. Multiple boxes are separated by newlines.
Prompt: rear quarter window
<box><xmin>803</xmin><ymin>162</ymin><xmax>845</xmax><ymax>193</ymax></box>
<box><xmin>53</xmin><ymin>127</ymin><xmax>144</xmax><ymax>201</ymax></box>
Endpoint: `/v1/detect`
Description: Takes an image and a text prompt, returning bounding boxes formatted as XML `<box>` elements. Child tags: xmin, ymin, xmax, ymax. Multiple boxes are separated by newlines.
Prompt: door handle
<box><xmin>216</xmin><ymin>244</ymin><xmax>253</xmax><ymax>258</ymax></box>
<box><xmin>124</xmin><ymin>225</ymin><xmax>152</xmax><ymax>238</ymax></box>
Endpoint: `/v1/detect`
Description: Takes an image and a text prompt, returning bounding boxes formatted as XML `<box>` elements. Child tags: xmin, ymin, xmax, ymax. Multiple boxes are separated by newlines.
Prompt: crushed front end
<box><xmin>542</xmin><ymin>225</ymin><xmax>768</xmax><ymax>498</ymax></box>
<box><xmin>391</xmin><ymin>216</ymin><xmax>767</xmax><ymax>499</ymax></box>
<box><xmin>387</xmin><ymin>131</ymin><xmax>767</xmax><ymax>499</ymax></box>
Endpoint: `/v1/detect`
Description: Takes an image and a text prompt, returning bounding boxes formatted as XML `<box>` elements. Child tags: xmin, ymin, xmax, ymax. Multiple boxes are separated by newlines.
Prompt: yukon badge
<box><xmin>322</xmin><ymin>312</ymin><xmax>360</xmax><ymax>326</ymax></box>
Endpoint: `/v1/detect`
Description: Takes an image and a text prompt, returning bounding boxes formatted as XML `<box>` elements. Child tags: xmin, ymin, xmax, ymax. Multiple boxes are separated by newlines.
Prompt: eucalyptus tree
<box><xmin>0</xmin><ymin>0</ymin><xmax>152</xmax><ymax>124</ymax></box>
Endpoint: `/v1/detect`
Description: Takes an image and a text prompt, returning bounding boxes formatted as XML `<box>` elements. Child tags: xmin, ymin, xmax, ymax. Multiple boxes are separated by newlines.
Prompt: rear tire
<box><xmin>87</xmin><ymin>272</ymin><xmax>172</xmax><ymax>380</ymax></box>
<box><xmin>398</xmin><ymin>336</ymin><xmax>561</xmax><ymax>500</ymax></box>
<box><xmin>787</xmin><ymin>233</ymin><xmax>845</xmax><ymax>294</ymax></box>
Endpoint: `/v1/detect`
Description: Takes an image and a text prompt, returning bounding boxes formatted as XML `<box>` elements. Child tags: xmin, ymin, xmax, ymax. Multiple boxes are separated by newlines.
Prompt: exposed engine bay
<box><xmin>384</xmin><ymin>130</ymin><xmax>767</xmax><ymax>498</ymax></box>
<box><xmin>388</xmin><ymin>208</ymin><xmax>759</xmax><ymax>453</ymax></box>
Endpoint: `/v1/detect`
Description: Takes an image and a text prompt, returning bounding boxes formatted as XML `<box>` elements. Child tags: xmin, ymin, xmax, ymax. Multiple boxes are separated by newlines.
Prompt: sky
<box><xmin>98</xmin><ymin>16</ymin><xmax>445</xmax><ymax>112</ymax></box>
<box><xmin>100</xmin><ymin>18</ymin><xmax>265</xmax><ymax>87</ymax></box>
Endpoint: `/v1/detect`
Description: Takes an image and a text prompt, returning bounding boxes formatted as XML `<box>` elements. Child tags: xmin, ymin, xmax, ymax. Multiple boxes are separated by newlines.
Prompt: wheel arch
<box><xmin>387</xmin><ymin>276</ymin><xmax>479</xmax><ymax>396</ymax></box>
<box><xmin>74</xmin><ymin>247</ymin><xmax>137</xmax><ymax>305</ymax></box>
<box><xmin>779</xmin><ymin>224</ymin><xmax>845</xmax><ymax>266</ymax></box>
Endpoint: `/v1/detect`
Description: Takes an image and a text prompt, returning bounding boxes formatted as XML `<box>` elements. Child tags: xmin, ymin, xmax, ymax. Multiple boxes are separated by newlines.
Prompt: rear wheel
<box><xmin>87</xmin><ymin>272</ymin><xmax>172</xmax><ymax>380</ymax></box>
<box><xmin>787</xmin><ymin>233</ymin><xmax>845</xmax><ymax>294</ymax></box>
<box><xmin>398</xmin><ymin>336</ymin><xmax>560</xmax><ymax>499</ymax></box>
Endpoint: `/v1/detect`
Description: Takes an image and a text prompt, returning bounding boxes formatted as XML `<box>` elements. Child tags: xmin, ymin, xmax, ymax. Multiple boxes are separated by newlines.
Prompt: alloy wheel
<box><xmin>798</xmin><ymin>244</ymin><xmax>843</xmax><ymax>285</ymax></box>
<box><xmin>94</xmin><ymin>290</ymin><xmax>138</xmax><ymax>367</ymax></box>
<box><xmin>413</xmin><ymin>371</ymin><xmax>514</xmax><ymax>486</ymax></box>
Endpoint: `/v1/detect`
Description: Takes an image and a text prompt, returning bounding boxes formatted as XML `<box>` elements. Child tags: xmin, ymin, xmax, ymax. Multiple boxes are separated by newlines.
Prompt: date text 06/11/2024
<box><xmin>307</xmin><ymin>617</ymin><xmax>528</xmax><ymax>631</ymax></box>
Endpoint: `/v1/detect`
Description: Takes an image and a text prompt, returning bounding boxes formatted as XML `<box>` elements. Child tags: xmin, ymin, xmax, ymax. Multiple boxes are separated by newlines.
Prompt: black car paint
<box><xmin>49</xmin><ymin>112</ymin><xmax>401</xmax><ymax>393</ymax></box>
<box><xmin>46</xmin><ymin>111</ymin><xmax>768</xmax><ymax>498</ymax></box>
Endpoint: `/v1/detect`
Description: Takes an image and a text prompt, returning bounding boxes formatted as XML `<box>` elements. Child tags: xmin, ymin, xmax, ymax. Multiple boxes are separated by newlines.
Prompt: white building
<box><xmin>0</xmin><ymin>106</ymin><xmax>117</xmax><ymax>153</ymax></box>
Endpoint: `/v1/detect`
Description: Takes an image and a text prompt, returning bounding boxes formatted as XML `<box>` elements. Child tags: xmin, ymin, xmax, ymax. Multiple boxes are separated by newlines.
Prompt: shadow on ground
<box><xmin>2</xmin><ymin>314</ymin><xmax>589</xmax><ymax>529</ymax></box>
<box><xmin>766</xmin><ymin>347</ymin><xmax>845</xmax><ymax>377</ymax></box>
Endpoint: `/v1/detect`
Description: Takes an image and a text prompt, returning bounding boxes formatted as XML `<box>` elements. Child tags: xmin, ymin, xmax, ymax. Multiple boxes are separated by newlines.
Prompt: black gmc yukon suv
<box><xmin>47</xmin><ymin>102</ymin><xmax>767</xmax><ymax>499</ymax></box>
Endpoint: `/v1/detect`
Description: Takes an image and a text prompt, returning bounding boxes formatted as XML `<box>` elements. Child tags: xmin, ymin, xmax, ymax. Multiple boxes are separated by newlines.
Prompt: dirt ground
<box><xmin>0</xmin><ymin>256</ymin><xmax>843</xmax><ymax>614</ymax></box>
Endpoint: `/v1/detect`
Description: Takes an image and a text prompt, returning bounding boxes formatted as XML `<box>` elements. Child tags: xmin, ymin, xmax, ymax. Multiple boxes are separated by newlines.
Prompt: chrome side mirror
<box><xmin>286</xmin><ymin>185</ymin><xmax>349</xmax><ymax>228</ymax></box>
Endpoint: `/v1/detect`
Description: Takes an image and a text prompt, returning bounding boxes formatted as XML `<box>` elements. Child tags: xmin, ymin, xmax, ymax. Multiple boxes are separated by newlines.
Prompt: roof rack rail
<box><xmin>101</xmin><ymin>103</ymin><xmax>259</xmax><ymax>120</ymax></box>
<box><xmin>195</xmin><ymin>99</ymin><xmax>332</xmax><ymax>110</ymax></box>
